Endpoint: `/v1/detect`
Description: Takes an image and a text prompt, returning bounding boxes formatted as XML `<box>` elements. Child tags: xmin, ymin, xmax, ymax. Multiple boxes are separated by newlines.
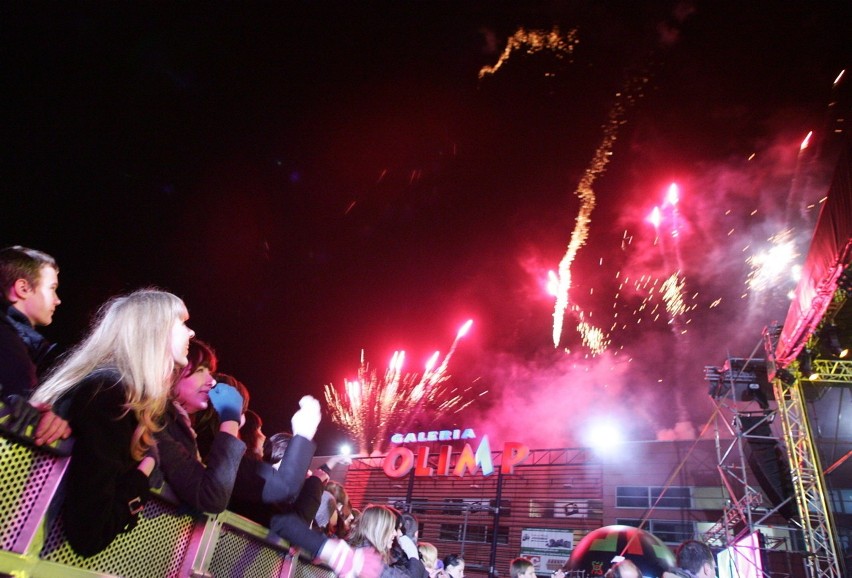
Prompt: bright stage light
<box><xmin>584</xmin><ymin>420</ymin><xmax>624</xmax><ymax>454</ymax></box>
<box><xmin>340</xmin><ymin>444</ymin><xmax>351</xmax><ymax>456</ymax></box>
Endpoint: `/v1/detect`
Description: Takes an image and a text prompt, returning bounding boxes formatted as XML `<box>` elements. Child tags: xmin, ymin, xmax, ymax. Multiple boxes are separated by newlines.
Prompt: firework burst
<box><xmin>745</xmin><ymin>229</ymin><xmax>799</xmax><ymax>293</ymax></box>
<box><xmin>324</xmin><ymin>321</ymin><xmax>477</xmax><ymax>455</ymax></box>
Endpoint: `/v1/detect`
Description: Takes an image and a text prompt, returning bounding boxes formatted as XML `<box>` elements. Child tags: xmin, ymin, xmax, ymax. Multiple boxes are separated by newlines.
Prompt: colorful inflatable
<box><xmin>564</xmin><ymin>525</ymin><xmax>676</xmax><ymax>577</ymax></box>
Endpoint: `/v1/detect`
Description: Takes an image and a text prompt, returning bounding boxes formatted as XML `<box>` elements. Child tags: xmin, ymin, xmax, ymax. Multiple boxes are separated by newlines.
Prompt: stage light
<box><xmin>798</xmin><ymin>349</ymin><xmax>819</xmax><ymax>380</ymax></box>
<box><xmin>775</xmin><ymin>368</ymin><xmax>796</xmax><ymax>386</ymax></box>
<box><xmin>583</xmin><ymin>420</ymin><xmax>624</xmax><ymax>454</ymax></box>
<box><xmin>747</xmin><ymin>382</ymin><xmax>769</xmax><ymax>409</ymax></box>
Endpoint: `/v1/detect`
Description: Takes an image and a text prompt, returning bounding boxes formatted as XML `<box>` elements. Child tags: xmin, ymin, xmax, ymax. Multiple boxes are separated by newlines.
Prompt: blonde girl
<box><xmin>31</xmin><ymin>289</ymin><xmax>193</xmax><ymax>556</ymax></box>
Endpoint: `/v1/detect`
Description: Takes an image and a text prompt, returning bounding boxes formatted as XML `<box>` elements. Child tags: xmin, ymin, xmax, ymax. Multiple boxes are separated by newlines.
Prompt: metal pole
<box><xmin>405</xmin><ymin>466</ymin><xmax>415</xmax><ymax>512</ymax></box>
<box><xmin>488</xmin><ymin>469</ymin><xmax>504</xmax><ymax>578</ymax></box>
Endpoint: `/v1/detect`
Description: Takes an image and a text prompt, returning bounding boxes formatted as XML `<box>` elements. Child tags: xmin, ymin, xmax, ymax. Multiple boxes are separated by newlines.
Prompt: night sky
<box><xmin>4</xmin><ymin>2</ymin><xmax>851</xmax><ymax>453</ymax></box>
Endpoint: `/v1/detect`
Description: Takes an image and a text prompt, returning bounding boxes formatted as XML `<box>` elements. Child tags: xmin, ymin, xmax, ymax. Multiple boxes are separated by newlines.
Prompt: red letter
<box><xmin>415</xmin><ymin>446</ymin><xmax>433</xmax><ymax>476</ymax></box>
<box><xmin>500</xmin><ymin>442</ymin><xmax>530</xmax><ymax>474</ymax></box>
<box><xmin>437</xmin><ymin>445</ymin><xmax>452</xmax><ymax>476</ymax></box>
<box><xmin>383</xmin><ymin>447</ymin><xmax>414</xmax><ymax>478</ymax></box>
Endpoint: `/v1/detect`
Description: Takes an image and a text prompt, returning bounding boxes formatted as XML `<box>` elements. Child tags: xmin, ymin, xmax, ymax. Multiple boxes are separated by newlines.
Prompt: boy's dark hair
<box><xmin>0</xmin><ymin>246</ymin><xmax>58</xmax><ymax>294</ymax></box>
<box><xmin>444</xmin><ymin>554</ymin><xmax>464</xmax><ymax>570</ymax></box>
<box><xmin>401</xmin><ymin>512</ymin><xmax>418</xmax><ymax>538</ymax></box>
<box><xmin>674</xmin><ymin>540</ymin><xmax>714</xmax><ymax>573</ymax></box>
<box><xmin>264</xmin><ymin>432</ymin><xmax>293</xmax><ymax>463</ymax></box>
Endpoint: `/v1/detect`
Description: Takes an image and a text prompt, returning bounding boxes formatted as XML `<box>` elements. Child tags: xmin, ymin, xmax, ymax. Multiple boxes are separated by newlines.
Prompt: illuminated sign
<box><xmin>390</xmin><ymin>428</ymin><xmax>476</xmax><ymax>444</ymax></box>
<box><xmin>383</xmin><ymin>435</ymin><xmax>529</xmax><ymax>478</ymax></box>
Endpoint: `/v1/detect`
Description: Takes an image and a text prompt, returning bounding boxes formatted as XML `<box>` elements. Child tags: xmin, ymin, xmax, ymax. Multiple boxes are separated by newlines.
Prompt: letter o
<box><xmin>383</xmin><ymin>447</ymin><xmax>415</xmax><ymax>478</ymax></box>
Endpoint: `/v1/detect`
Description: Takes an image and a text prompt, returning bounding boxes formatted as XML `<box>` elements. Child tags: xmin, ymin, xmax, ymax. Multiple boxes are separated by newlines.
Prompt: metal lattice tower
<box><xmin>764</xmin><ymin>327</ymin><xmax>845</xmax><ymax>578</ymax></box>
<box><xmin>703</xmin><ymin>353</ymin><xmax>797</xmax><ymax>565</ymax></box>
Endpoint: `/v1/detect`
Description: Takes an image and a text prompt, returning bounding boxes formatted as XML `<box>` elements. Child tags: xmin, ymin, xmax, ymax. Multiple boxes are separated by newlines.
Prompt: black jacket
<box><xmin>60</xmin><ymin>369</ymin><xmax>151</xmax><ymax>557</ymax></box>
<box><xmin>0</xmin><ymin>301</ymin><xmax>56</xmax><ymax>398</ymax></box>
<box><xmin>155</xmin><ymin>403</ymin><xmax>246</xmax><ymax>514</ymax></box>
<box><xmin>227</xmin><ymin>435</ymin><xmax>324</xmax><ymax>555</ymax></box>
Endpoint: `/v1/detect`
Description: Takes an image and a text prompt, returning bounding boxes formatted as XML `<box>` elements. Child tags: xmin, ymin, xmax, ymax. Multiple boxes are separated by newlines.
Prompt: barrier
<box><xmin>0</xmin><ymin>427</ymin><xmax>320</xmax><ymax>578</ymax></box>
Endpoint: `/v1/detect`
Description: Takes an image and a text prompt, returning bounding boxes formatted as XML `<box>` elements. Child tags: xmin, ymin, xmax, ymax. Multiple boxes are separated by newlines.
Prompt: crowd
<box><xmin>0</xmin><ymin>245</ymin><xmax>467</xmax><ymax>578</ymax></box>
<box><xmin>1</xmin><ymin>245</ymin><xmax>720</xmax><ymax>578</ymax></box>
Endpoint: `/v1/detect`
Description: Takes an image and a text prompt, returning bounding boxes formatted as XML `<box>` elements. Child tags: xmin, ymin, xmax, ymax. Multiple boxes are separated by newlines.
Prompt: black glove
<box><xmin>1</xmin><ymin>394</ymin><xmax>41</xmax><ymax>437</ymax></box>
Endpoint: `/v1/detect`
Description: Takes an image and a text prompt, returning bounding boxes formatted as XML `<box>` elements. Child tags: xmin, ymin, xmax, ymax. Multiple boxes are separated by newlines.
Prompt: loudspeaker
<box><xmin>739</xmin><ymin>415</ymin><xmax>797</xmax><ymax>520</ymax></box>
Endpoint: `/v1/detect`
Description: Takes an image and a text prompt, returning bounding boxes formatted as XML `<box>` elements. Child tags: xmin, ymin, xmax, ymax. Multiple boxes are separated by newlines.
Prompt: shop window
<box><xmin>616</xmin><ymin>486</ymin><xmax>692</xmax><ymax>509</ymax></box>
<box><xmin>616</xmin><ymin>519</ymin><xmax>695</xmax><ymax>545</ymax></box>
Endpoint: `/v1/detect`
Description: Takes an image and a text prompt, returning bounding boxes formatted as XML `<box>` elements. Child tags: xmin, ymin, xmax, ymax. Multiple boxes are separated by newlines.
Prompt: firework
<box><xmin>550</xmin><ymin>69</ymin><xmax>650</xmax><ymax>348</ymax></box>
<box><xmin>800</xmin><ymin>131</ymin><xmax>812</xmax><ymax>151</ymax></box>
<box><xmin>578</xmin><ymin>319</ymin><xmax>610</xmax><ymax>355</ymax></box>
<box><xmin>324</xmin><ymin>321</ymin><xmax>476</xmax><ymax>455</ymax></box>
<box><xmin>661</xmin><ymin>272</ymin><xmax>688</xmax><ymax>318</ymax></box>
<box><xmin>478</xmin><ymin>27</ymin><xmax>578</xmax><ymax>80</ymax></box>
<box><xmin>481</xmin><ymin>25</ymin><xmax>648</xmax><ymax>352</ymax></box>
<box><xmin>745</xmin><ymin>229</ymin><xmax>799</xmax><ymax>293</ymax></box>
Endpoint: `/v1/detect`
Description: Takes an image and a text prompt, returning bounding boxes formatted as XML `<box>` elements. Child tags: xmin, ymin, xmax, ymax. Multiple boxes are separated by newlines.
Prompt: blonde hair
<box><xmin>32</xmin><ymin>289</ymin><xmax>188</xmax><ymax>459</ymax></box>
<box><xmin>419</xmin><ymin>542</ymin><xmax>438</xmax><ymax>571</ymax></box>
<box><xmin>348</xmin><ymin>504</ymin><xmax>398</xmax><ymax>560</ymax></box>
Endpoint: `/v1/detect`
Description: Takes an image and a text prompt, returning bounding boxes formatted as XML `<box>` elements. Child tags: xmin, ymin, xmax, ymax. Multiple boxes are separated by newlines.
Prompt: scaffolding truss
<box><xmin>765</xmin><ymin>327</ymin><xmax>845</xmax><ymax>578</ymax></box>
<box><xmin>702</xmin><ymin>353</ymin><xmax>795</xmax><ymax>558</ymax></box>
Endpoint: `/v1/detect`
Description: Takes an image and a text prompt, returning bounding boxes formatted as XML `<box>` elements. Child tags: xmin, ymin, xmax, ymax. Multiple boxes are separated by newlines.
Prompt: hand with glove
<box><xmin>208</xmin><ymin>382</ymin><xmax>244</xmax><ymax>424</ymax></box>
<box><xmin>397</xmin><ymin>534</ymin><xmax>419</xmax><ymax>561</ymax></box>
<box><xmin>291</xmin><ymin>395</ymin><xmax>321</xmax><ymax>440</ymax></box>
<box><xmin>2</xmin><ymin>395</ymin><xmax>40</xmax><ymax>437</ymax></box>
<box><xmin>1</xmin><ymin>395</ymin><xmax>71</xmax><ymax>449</ymax></box>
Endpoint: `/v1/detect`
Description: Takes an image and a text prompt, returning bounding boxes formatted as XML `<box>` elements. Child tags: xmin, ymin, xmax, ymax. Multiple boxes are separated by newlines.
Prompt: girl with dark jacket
<box><xmin>30</xmin><ymin>289</ymin><xmax>194</xmax><ymax>556</ymax></box>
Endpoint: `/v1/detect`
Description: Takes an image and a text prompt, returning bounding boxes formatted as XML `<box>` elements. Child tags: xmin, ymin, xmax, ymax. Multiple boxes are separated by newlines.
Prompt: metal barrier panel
<box><xmin>292</xmin><ymin>555</ymin><xmax>337</xmax><ymax>578</ymax></box>
<box><xmin>0</xmin><ymin>435</ymin><xmax>69</xmax><ymax>554</ymax></box>
<box><xmin>206</xmin><ymin>512</ymin><xmax>292</xmax><ymax>578</ymax></box>
<box><xmin>39</xmin><ymin>493</ymin><xmax>201</xmax><ymax>578</ymax></box>
<box><xmin>0</xmin><ymin>432</ymin><xmax>313</xmax><ymax>578</ymax></box>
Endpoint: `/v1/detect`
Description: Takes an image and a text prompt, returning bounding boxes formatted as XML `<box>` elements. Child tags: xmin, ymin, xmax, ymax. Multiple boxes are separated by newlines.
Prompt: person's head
<box><xmin>315</xmin><ymin>490</ymin><xmax>339</xmax><ymax>532</ymax></box>
<box><xmin>32</xmin><ymin>289</ymin><xmax>191</xmax><ymax>459</ymax></box>
<box><xmin>418</xmin><ymin>542</ymin><xmax>438</xmax><ymax>573</ymax></box>
<box><xmin>241</xmin><ymin>409</ymin><xmax>265</xmax><ymax>460</ymax></box>
<box><xmin>172</xmin><ymin>340</ymin><xmax>217</xmax><ymax>414</ymax></box>
<box><xmin>444</xmin><ymin>554</ymin><xmax>465</xmax><ymax>578</ymax></box>
<box><xmin>674</xmin><ymin>540</ymin><xmax>715</xmax><ymax>578</ymax></box>
<box><xmin>348</xmin><ymin>504</ymin><xmax>400</xmax><ymax>558</ymax></box>
<box><xmin>264</xmin><ymin>431</ymin><xmax>293</xmax><ymax>464</ymax></box>
<box><xmin>213</xmin><ymin>372</ymin><xmax>251</xmax><ymax>412</ymax></box>
<box><xmin>510</xmin><ymin>558</ymin><xmax>535</xmax><ymax>578</ymax></box>
<box><xmin>604</xmin><ymin>559</ymin><xmax>640</xmax><ymax>578</ymax></box>
<box><xmin>400</xmin><ymin>512</ymin><xmax>419</xmax><ymax>541</ymax></box>
<box><xmin>0</xmin><ymin>246</ymin><xmax>60</xmax><ymax>327</ymax></box>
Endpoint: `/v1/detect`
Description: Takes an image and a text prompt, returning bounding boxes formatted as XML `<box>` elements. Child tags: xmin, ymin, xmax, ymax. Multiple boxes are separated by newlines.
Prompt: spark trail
<box><xmin>478</xmin><ymin>27</ymin><xmax>578</xmax><ymax>80</ymax></box>
<box><xmin>552</xmin><ymin>73</ymin><xmax>648</xmax><ymax>347</ymax></box>
<box><xmin>481</xmin><ymin>26</ymin><xmax>656</xmax><ymax>351</ymax></box>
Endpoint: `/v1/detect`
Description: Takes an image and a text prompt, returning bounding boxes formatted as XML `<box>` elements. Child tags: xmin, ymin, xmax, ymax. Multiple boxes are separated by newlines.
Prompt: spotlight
<box><xmin>583</xmin><ymin>420</ymin><xmax>624</xmax><ymax>454</ymax></box>
<box><xmin>821</xmin><ymin>324</ymin><xmax>848</xmax><ymax>358</ymax></box>
<box><xmin>798</xmin><ymin>349</ymin><xmax>819</xmax><ymax>380</ymax></box>
<box><xmin>776</xmin><ymin>368</ymin><xmax>796</xmax><ymax>386</ymax></box>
